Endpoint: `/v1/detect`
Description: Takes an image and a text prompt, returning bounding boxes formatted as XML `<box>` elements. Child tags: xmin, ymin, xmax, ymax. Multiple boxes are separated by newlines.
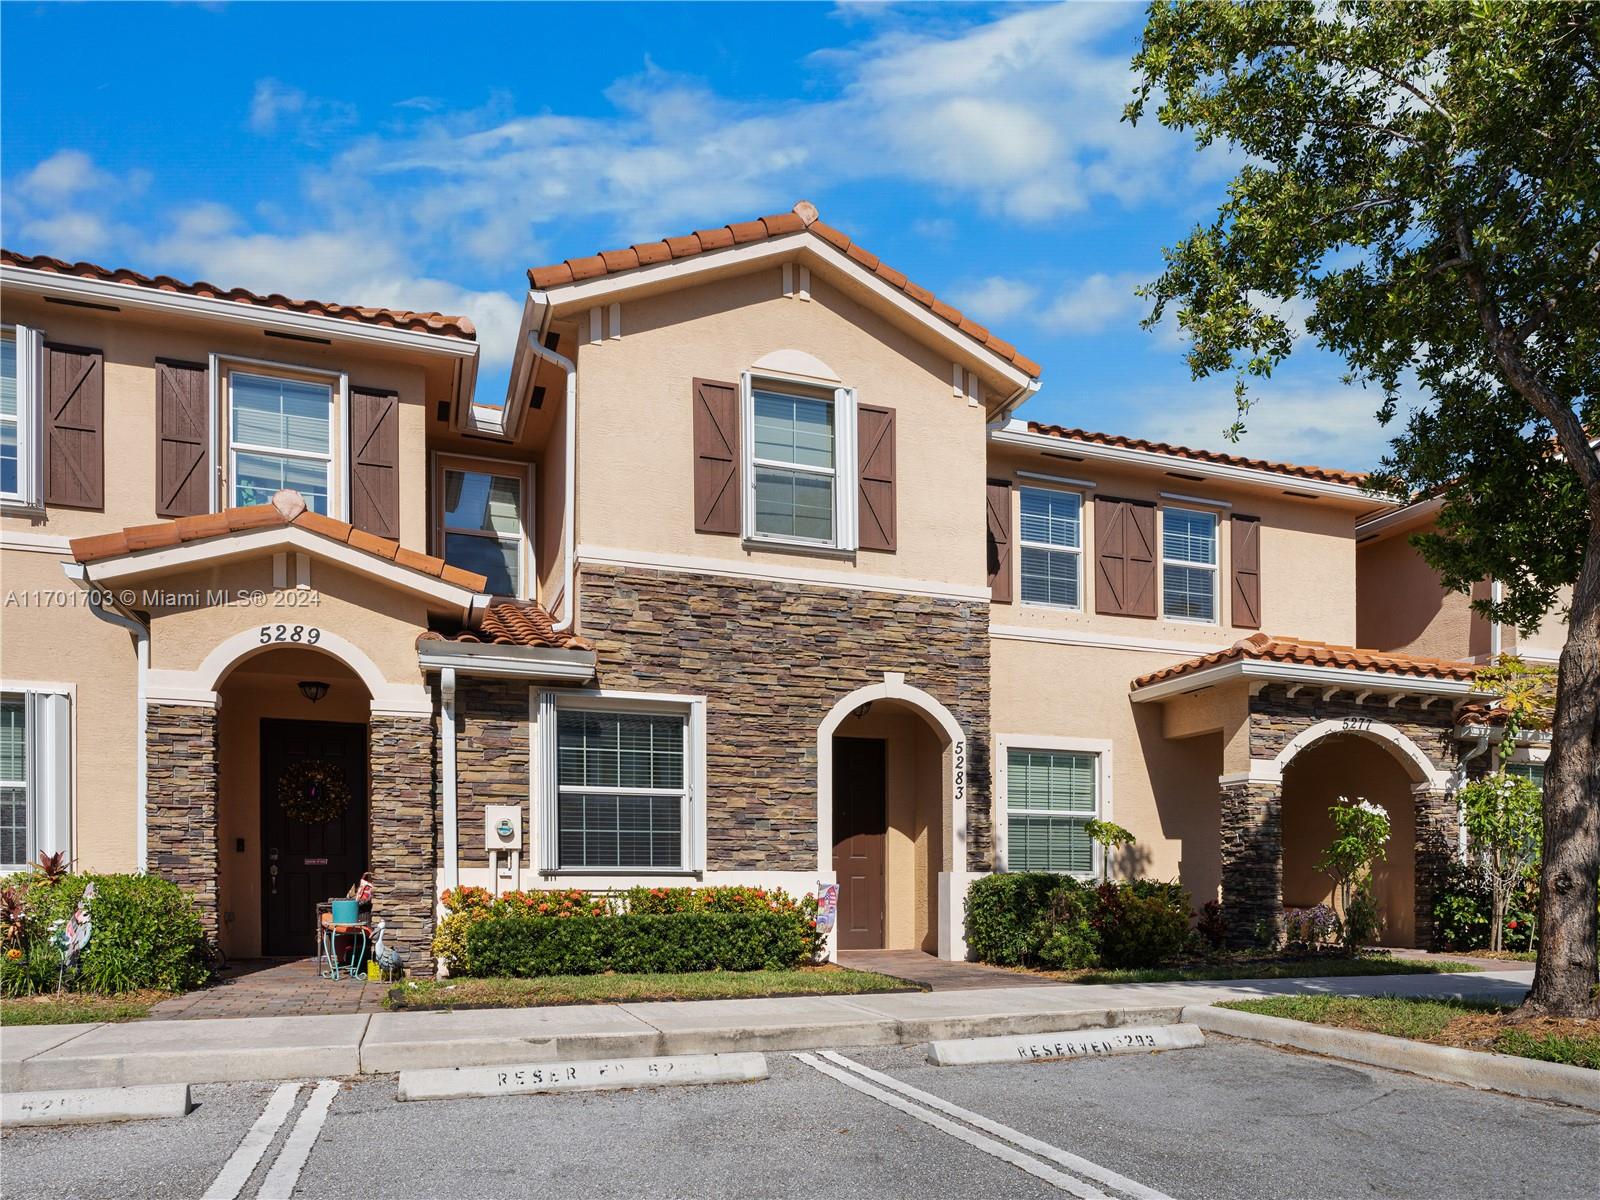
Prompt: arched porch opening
<box><xmin>215</xmin><ymin>645</ymin><xmax>372</xmax><ymax>959</ymax></box>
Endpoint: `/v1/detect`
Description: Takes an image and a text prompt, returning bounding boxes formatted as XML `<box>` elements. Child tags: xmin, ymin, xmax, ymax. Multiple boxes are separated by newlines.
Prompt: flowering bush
<box><xmin>494</xmin><ymin>888</ymin><xmax>615</xmax><ymax>919</ymax></box>
<box><xmin>1317</xmin><ymin>796</ymin><xmax>1391</xmax><ymax>947</ymax></box>
<box><xmin>438</xmin><ymin>885</ymin><xmax>493</xmax><ymax>914</ymax></box>
<box><xmin>1282</xmin><ymin>904</ymin><xmax>1340</xmax><ymax>950</ymax></box>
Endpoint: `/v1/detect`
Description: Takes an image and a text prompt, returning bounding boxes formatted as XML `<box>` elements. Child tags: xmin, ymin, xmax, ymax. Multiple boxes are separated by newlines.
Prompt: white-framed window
<box><xmin>1019</xmin><ymin>486</ymin><xmax>1083</xmax><ymax>608</ymax></box>
<box><xmin>1161</xmin><ymin>506</ymin><xmax>1219</xmax><ymax>623</ymax></box>
<box><xmin>1</xmin><ymin>325</ymin><xmax>43</xmax><ymax>508</ymax></box>
<box><xmin>741</xmin><ymin>372</ymin><xmax>858</xmax><ymax>551</ymax></box>
<box><xmin>535</xmin><ymin>690</ymin><xmax>705</xmax><ymax>875</ymax></box>
<box><xmin>435</xmin><ymin>455</ymin><xmax>532</xmax><ymax>598</ymax></box>
<box><xmin>0</xmin><ymin>687</ymin><xmax>73</xmax><ymax>872</ymax></box>
<box><xmin>228</xmin><ymin>369</ymin><xmax>336</xmax><ymax>514</ymax></box>
<box><xmin>1004</xmin><ymin>748</ymin><xmax>1099</xmax><ymax>874</ymax></box>
<box><xmin>1505</xmin><ymin>760</ymin><xmax>1546</xmax><ymax>790</ymax></box>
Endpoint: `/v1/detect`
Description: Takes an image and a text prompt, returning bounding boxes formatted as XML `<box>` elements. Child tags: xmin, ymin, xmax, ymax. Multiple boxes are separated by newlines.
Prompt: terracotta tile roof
<box><xmin>2</xmin><ymin>249</ymin><xmax>476</xmax><ymax>341</ymax></box>
<box><xmin>526</xmin><ymin>201</ymin><xmax>1041</xmax><ymax>378</ymax></box>
<box><xmin>69</xmin><ymin>489</ymin><xmax>488</xmax><ymax>591</ymax></box>
<box><xmin>1022</xmin><ymin>422</ymin><xmax>1370</xmax><ymax>487</ymax></box>
<box><xmin>1131</xmin><ymin>633</ymin><xmax>1479</xmax><ymax>690</ymax></box>
<box><xmin>418</xmin><ymin>601</ymin><xmax>593</xmax><ymax>651</ymax></box>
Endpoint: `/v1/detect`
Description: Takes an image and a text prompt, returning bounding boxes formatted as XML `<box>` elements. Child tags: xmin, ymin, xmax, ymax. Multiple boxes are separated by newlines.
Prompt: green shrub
<box><xmin>1125</xmin><ymin>878</ymin><xmax>1191</xmax><ymax>919</ymax></box>
<box><xmin>1035</xmin><ymin>886</ymin><xmax>1099</xmax><ymax>969</ymax></box>
<box><xmin>461</xmin><ymin>911</ymin><xmax>807</xmax><ymax>977</ymax></box>
<box><xmin>622</xmin><ymin>885</ymin><xmax>824</xmax><ymax>959</ymax></box>
<box><xmin>431</xmin><ymin>908</ymin><xmax>492</xmax><ymax>974</ymax></box>
<box><xmin>1092</xmin><ymin>883</ymin><xmax>1189</xmax><ymax>968</ymax></box>
<box><xmin>965</xmin><ymin>873</ymin><xmax>1084</xmax><ymax>966</ymax></box>
<box><xmin>4</xmin><ymin>873</ymin><xmax>209</xmax><ymax>995</ymax></box>
<box><xmin>1430</xmin><ymin>859</ymin><xmax>1537</xmax><ymax>952</ymax></box>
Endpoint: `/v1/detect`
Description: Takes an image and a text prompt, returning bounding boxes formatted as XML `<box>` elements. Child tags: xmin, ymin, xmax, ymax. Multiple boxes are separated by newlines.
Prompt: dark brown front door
<box><xmin>261</xmin><ymin>719</ymin><xmax>368</xmax><ymax>957</ymax></box>
<box><xmin>832</xmin><ymin>736</ymin><xmax>886</xmax><ymax>950</ymax></box>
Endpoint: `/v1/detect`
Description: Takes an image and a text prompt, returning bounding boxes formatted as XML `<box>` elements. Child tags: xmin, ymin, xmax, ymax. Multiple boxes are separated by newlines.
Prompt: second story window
<box><xmin>441</xmin><ymin>462</ymin><xmax>525</xmax><ymax>597</ymax></box>
<box><xmin>0</xmin><ymin>332</ymin><xmax>18</xmax><ymax>500</ymax></box>
<box><xmin>1161</xmin><ymin>507</ymin><xmax>1219</xmax><ymax>622</ymax></box>
<box><xmin>1019</xmin><ymin>487</ymin><xmax>1082</xmax><ymax>608</ymax></box>
<box><xmin>230</xmin><ymin>371</ymin><xmax>333</xmax><ymax>514</ymax></box>
<box><xmin>0</xmin><ymin>326</ymin><xmax>41</xmax><ymax>508</ymax></box>
<box><xmin>741</xmin><ymin>372</ymin><xmax>859</xmax><ymax>552</ymax></box>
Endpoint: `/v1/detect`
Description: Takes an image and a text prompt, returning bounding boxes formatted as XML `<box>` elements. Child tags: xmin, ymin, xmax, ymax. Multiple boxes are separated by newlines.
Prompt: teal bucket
<box><xmin>331</xmin><ymin>899</ymin><xmax>360</xmax><ymax>925</ymax></box>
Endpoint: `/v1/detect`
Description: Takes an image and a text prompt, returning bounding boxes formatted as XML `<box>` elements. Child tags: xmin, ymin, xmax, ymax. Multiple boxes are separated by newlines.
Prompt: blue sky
<box><xmin>2</xmin><ymin>1</ymin><xmax>1398</xmax><ymax>470</ymax></box>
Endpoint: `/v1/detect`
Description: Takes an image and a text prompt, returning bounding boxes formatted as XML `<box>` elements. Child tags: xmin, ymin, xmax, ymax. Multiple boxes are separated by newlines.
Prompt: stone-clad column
<box><xmin>1220</xmin><ymin>778</ymin><xmax>1283</xmax><ymax>948</ymax></box>
<box><xmin>1413</xmin><ymin>783</ymin><xmax>1460</xmax><ymax>950</ymax></box>
<box><xmin>145</xmin><ymin>703</ymin><xmax>220</xmax><ymax>940</ymax></box>
<box><xmin>369</xmin><ymin>712</ymin><xmax>437</xmax><ymax>974</ymax></box>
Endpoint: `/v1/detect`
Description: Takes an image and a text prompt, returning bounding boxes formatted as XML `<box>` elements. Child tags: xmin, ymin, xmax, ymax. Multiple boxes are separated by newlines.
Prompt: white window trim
<box><xmin>534</xmin><ymin>688</ymin><xmax>707</xmax><ymax>877</ymax></box>
<box><xmin>739</xmin><ymin>369</ymin><xmax>859</xmax><ymax>553</ymax></box>
<box><xmin>994</xmin><ymin>734</ymin><xmax>1113</xmax><ymax>879</ymax></box>
<box><xmin>1160</xmin><ymin>505</ymin><xmax>1221</xmax><ymax>625</ymax></box>
<box><xmin>1</xmin><ymin>325</ymin><xmax>45</xmax><ymax>511</ymax></box>
<box><xmin>432</xmin><ymin>452</ymin><xmax>535</xmax><ymax>600</ymax></box>
<box><xmin>0</xmin><ymin>682</ymin><xmax>74</xmax><ymax>874</ymax></box>
<box><xmin>1017</xmin><ymin>484</ymin><xmax>1085</xmax><ymax>612</ymax></box>
<box><xmin>211</xmin><ymin>354</ymin><xmax>349</xmax><ymax>519</ymax></box>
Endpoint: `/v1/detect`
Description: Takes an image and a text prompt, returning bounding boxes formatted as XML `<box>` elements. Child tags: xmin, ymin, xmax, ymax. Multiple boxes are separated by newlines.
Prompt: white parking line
<box><xmin>259</xmin><ymin>1079</ymin><xmax>340</xmax><ymax>1200</ymax></box>
<box><xmin>819</xmin><ymin>1051</ymin><xmax>1175</xmax><ymax>1200</ymax></box>
<box><xmin>792</xmin><ymin>1052</ymin><xmax>1111</xmax><ymax>1199</ymax></box>
<box><xmin>202</xmin><ymin>1083</ymin><xmax>301</xmax><ymax>1200</ymax></box>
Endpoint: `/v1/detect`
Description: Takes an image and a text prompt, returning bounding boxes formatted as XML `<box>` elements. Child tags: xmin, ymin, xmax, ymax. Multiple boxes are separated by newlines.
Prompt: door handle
<box><xmin>269</xmin><ymin>862</ymin><xmax>279</xmax><ymax>895</ymax></box>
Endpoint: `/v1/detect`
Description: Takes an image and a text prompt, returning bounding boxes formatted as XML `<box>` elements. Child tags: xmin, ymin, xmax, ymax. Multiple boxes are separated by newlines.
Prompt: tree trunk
<box><xmin>1524</xmin><ymin>512</ymin><xmax>1600</xmax><ymax>1017</ymax></box>
<box><xmin>1490</xmin><ymin>881</ymin><xmax>1505</xmax><ymax>954</ymax></box>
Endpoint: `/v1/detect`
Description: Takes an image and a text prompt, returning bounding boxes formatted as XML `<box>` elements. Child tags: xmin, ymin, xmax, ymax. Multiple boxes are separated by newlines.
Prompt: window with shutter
<box><xmin>692</xmin><ymin>378</ymin><xmax>739</xmax><ymax>534</ymax></box>
<box><xmin>155</xmin><ymin>359</ymin><xmax>210</xmax><ymax>518</ymax></box>
<box><xmin>986</xmin><ymin>479</ymin><xmax>1013</xmax><ymax>603</ymax></box>
<box><xmin>43</xmin><ymin>343</ymin><xmax>104</xmax><ymax>510</ymax></box>
<box><xmin>1231</xmin><ymin>514</ymin><xmax>1261</xmax><ymax>629</ymax></box>
<box><xmin>857</xmin><ymin>404</ymin><xmax>896</xmax><ymax>551</ymax></box>
<box><xmin>350</xmin><ymin>387</ymin><xmax>399</xmax><ymax>539</ymax></box>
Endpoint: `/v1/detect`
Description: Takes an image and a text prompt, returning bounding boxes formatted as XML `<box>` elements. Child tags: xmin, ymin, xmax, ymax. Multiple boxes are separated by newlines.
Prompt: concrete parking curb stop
<box><xmin>928</xmin><ymin>1022</ymin><xmax>1205</xmax><ymax>1066</ymax></box>
<box><xmin>1</xmin><ymin>1083</ymin><xmax>192</xmax><ymax>1127</ymax></box>
<box><xmin>1183</xmin><ymin>1004</ymin><xmax>1600</xmax><ymax>1111</ymax></box>
<box><xmin>397</xmin><ymin>1052</ymin><xmax>769</xmax><ymax>1101</ymax></box>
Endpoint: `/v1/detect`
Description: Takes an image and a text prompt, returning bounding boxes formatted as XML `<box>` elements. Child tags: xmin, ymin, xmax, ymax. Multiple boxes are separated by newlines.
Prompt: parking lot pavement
<box><xmin>3</xmin><ymin>1038</ymin><xmax>1595</xmax><ymax>1200</ymax></box>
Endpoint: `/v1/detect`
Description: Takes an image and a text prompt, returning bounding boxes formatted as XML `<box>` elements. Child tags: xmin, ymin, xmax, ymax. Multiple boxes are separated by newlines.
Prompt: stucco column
<box><xmin>145</xmin><ymin>702</ymin><xmax>220</xmax><ymax>940</ymax></box>
<box><xmin>1220</xmin><ymin>776</ymin><xmax>1283</xmax><ymax>948</ymax></box>
<box><xmin>1412</xmin><ymin>783</ymin><xmax>1459</xmax><ymax>950</ymax></box>
<box><xmin>369</xmin><ymin>711</ymin><xmax>437</xmax><ymax>974</ymax></box>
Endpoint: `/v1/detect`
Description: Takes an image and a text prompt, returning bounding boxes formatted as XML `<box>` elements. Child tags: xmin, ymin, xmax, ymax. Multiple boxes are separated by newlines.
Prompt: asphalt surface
<box><xmin>2</xmin><ymin>1036</ymin><xmax>1595</xmax><ymax>1200</ymax></box>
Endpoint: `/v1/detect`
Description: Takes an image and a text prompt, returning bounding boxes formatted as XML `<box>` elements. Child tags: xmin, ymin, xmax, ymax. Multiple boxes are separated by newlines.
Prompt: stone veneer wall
<box><xmin>369</xmin><ymin>712</ymin><xmax>438</xmax><ymax>973</ymax></box>
<box><xmin>146</xmin><ymin>703</ymin><xmax>220</xmax><ymax>939</ymax></box>
<box><xmin>1219</xmin><ymin>780</ymin><xmax>1282</xmax><ymax>948</ymax></box>
<box><xmin>449</xmin><ymin>680</ymin><xmax>531</xmax><ymax>866</ymax></box>
<box><xmin>578</xmin><ymin>563</ymin><xmax>993</xmax><ymax>871</ymax></box>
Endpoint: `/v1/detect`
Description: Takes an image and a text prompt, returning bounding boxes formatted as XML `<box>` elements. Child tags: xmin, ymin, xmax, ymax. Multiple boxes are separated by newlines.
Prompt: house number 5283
<box><xmin>259</xmin><ymin>624</ymin><xmax>322</xmax><ymax>645</ymax></box>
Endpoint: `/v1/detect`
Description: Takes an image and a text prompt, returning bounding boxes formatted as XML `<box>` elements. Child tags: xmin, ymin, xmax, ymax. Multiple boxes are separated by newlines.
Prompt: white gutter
<box><xmin>417</xmin><ymin>641</ymin><xmax>597</xmax><ymax>681</ymax></box>
<box><xmin>440</xmin><ymin>666</ymin><xmax>458</xmax><ymax>894</ymax></box>
<box><xmin>522</xmin><ymin>316</ymin><xmax>578</xmax><ymax>631</ymax></box>
<box><xmin>61</xmin><ymin>562</ymin><xmax>150</xmax><ymax>872</ymax></box>
<box><xmin>992</xmin><ymin>378</ymin><xmax>1041</xmax><ymax>422</ymax></box>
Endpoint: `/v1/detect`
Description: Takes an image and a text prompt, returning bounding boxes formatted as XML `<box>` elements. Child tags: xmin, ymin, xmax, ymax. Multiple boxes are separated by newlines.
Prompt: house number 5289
<box><xmin>259</xmin><ymin>624</ymin><xmax>322</xmax><ymax>645</ymax></box>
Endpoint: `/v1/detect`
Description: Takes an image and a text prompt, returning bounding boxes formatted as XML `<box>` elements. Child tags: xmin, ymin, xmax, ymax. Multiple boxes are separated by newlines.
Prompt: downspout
<box><xmin>1453</xmin><ymin>729</ymin><xmax>1493</xmax><ymax>859</ymax></box>
<box><xmin>62</xmin><ymin>562</ymin><xmax>150</xmax><ymax>871</ymax></box>
<box><xmin>1488</xmin><ymin>579</ymin><xmax>1504</xmax><ymax>660</ymax></box>
<box><xmin>523</xmin><ymin>319</ymin><xmax>578</xmax><ymax>632</ymax></box>
<box><xmin>441</xmin><ymin>665</ymin><xmax>458</xmax><ymax>893</ymax></box>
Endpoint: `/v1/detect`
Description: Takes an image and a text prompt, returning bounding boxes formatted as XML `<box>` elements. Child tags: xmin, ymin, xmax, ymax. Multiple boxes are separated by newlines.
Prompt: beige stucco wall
<box><xmin>1510</xmin><ymin>583</ymin><xmax>1572</xmax><ymax>659</ymax></box>
<box><xmin>991</xmin><ymin>638</ymin><xmax>1226</xmax><ymax>906</ymax></box>
<box><xmin>1356</xmin><ymin>528</ymin><xmax>1486</xmax><ymax>659</ymax></box>
<box><xmin>570</xmin><ymin>269</ymin><xmax>990</xmax><ymax>592</ymax></box>
<box><xmin>2</xmin><ymin>295</ymin><xmax>434</xmax><ymax>549</ymax></box>
<box><xmin>216</xmin><ymin>649</ymin><xmax>369</xmax><ymax>958</ymax></box>
<box><xmin>1280</xmin><ymin>733</ymin><xmax>1418</xmax><ymax>947</ymax></box>
<box><xmin>0</xmin><ymin>547</ymin><xmax>140</xmax><ymax>872</ymax></box>
<box><xmin>987</xmin><ymin>443</ymin><xmax>1361</xmax><ymax>647</ymax></box>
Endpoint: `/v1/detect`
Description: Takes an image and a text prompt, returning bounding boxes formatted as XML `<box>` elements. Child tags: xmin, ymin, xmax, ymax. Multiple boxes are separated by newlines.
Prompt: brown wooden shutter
<box><xmin>986</xmin><ymin>479</ymin><xmax>1013</xmax><ymax>603</ymax></box>
<box><xmin>857</xmin><ymin>404</ymin><xmax>896</xmax><ymax>552</ymax></box>
<box><xmin>1231</xmin><ymin>514</ymin><xmax>1262</xmax><ymax>629</ymax></box>
<box><xmin>692</xmin><ymin>378</ymin><xmax>740</xmax><ymax>534</ymax></box>
<box><xmin>155</xmin><ymin>359</ymin><xmax>210</xmax><ymax>517</ymax></box>
<box><xmin>44</xmin><ymin>343</ymin><xmax>104</xmax><ymax>510</ymax></box>
<box><xmin>1095</xmin><ymin>496</ymin><xmax>1157</xmax><ymax>618</ymax></box>
<box><xmin>349</xmin><ymin>387</ymin><xmax>400</xmax><ymax>538</ymax></box>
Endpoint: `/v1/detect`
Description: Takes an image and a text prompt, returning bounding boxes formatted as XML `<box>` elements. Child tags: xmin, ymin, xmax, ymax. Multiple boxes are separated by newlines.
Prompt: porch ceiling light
<box><xmin>298</xmin><ymin>680</ymin><xmax>330</xmax><ymax>704</ymax></box>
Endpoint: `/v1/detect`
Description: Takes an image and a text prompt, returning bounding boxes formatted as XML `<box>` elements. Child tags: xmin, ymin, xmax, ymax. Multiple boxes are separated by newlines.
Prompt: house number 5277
<box><xmin>259</xmin><ymin>624</ymin><xmax>322</xmax><ymax>645</ymax></box>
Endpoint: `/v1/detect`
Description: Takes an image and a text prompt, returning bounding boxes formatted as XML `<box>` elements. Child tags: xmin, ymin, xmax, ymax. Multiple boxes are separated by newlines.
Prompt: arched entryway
<box><xmin>215</xmin><ymin>646</ymin><xmax>372</xmax><ymax>959</ymax></box>
<box><xmin>818</xmin><ymin>675</ymin><xmax>964</xmax><ymax>956</ymax></box>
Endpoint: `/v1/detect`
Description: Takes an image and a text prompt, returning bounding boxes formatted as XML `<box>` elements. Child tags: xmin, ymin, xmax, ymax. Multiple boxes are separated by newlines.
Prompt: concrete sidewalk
<box><xmin>1</xmin><ymin>968</ymin><xmax>1533</xmax><ymax>1092</ymax></box>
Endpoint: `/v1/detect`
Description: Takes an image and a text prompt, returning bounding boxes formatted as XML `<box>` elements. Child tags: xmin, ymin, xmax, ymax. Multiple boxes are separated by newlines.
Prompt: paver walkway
<box><xmin>837</xmin><ymin>948</ymin><xmax>1066</xmax><ymax>990</ymax></box>
<box><xmin>144</xmin><ymin>957</ymin><xmax>387</xmax><ymax>1020</ymax></box>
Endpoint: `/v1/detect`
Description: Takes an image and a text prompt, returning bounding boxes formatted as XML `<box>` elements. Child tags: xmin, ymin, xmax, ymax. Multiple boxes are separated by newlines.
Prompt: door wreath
<box><xmin>277</xmin><ymin>759</ymin><xmax>352</xmax><ymax>824</ymax></box>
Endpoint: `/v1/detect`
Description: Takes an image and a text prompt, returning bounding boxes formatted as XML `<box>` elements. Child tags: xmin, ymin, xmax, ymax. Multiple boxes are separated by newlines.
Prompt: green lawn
<box><xmin>1045</xmin><ymin>955</ymin><xmax>1480</xmax><ymax>985</ymax></box>
<box><xmin>1219</xmin><ymin>994</ymin><xmax>1600</xmax><ymax>1070</ymax></box>
<box><xmin>0</xmin><ymin>990</ymin><xmax>170</xmax><ymax>1025</ymax></box>
<box><xmin>386</xmin><ymin>966</ymin><xmax>924</xmax><ymax>1011</ymax></box>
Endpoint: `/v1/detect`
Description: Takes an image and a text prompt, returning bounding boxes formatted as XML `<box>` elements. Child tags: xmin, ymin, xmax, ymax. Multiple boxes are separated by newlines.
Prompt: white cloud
<box><xmin>953</xmin><ymin>276</ymin><xmax>1039</xmax><ymax>324</ymax></box>
<box><xmin>17</xmin><ymin>150</ymin><xmax>110</xmax><ymax>199</ymax></box>
<box><xmin>249</xmin><ymin>78</ymin><xmax>357</xmax><ymax>141</ymax></box>
<box><xmin>1041</xmin><ymin>271</ymin><xmax>1146</xmax><ymax>334</ymax></box>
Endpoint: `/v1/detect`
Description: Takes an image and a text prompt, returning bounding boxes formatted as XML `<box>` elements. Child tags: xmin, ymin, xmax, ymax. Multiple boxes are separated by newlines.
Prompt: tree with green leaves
<box><xmin>1085</xmin><ymin>817</ymin><xmax>1136</xmax><ymax>883</ymax></box>
<box><xmin>1459</xmin><ymin>771</ymin><xmax>1544</xmax><ymax>952</ymax></box>
<box><xmin>1129</xmin><ymin>1</ymin><xmax>1598</xmax><ymax>1015</ymax></box>
<box><xmin>1317</xmin><ymin>797</ymin><xmax>1391</xmax><ymax>947</ymax></box>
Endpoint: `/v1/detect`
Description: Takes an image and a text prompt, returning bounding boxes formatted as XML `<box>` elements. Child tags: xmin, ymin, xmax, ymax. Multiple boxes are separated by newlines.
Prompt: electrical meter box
<box><xmin>485</xmin><ymin>805</ymin><xmax>523</xmax><ymax>851</ymax></box>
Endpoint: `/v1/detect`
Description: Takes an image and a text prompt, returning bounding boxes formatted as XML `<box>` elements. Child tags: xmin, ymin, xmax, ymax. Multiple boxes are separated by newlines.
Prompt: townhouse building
<box><xmin>0</xmin><ymin>206</ymin><xmax>1553</xmax><ymax>969</ymax></box>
